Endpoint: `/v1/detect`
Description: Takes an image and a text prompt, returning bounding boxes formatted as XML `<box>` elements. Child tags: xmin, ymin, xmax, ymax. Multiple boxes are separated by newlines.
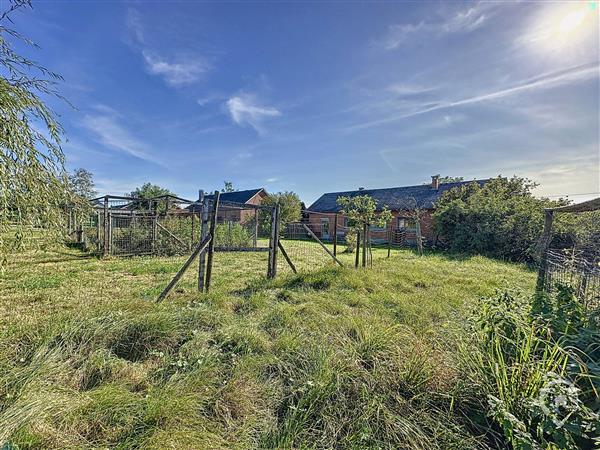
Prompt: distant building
<box><xmin>306</xmin><ymin>176</ymin><xmax>488</xmax><ymax>244</ymax></box>
<box><xmin>188</xmin><ymin>188</ymin><xmax>268</xmax><ymax>222</ymax></box>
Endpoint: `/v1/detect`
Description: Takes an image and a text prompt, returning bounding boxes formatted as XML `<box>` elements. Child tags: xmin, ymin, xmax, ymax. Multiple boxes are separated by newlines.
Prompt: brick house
<box><xmin>306</xmin><ymin>176</ymin><xmax>488</xmax><ymax>244</ymax></box>
<box><xmin>188</xmin><ymin>188</ymin><xmax>268</xmax><ymax>223</ymax></box>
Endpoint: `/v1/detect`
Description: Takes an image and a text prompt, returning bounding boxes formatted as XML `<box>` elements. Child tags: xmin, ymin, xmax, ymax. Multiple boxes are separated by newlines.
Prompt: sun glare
<box><xmin>524</xmin><ymin>2</ymin><xmax>597</xmax><ymax>55</ymax></box>
<box><xmin>559</xmin><ymin>9</ymin><xmax>587</xmax><ymax>34</ymax></box>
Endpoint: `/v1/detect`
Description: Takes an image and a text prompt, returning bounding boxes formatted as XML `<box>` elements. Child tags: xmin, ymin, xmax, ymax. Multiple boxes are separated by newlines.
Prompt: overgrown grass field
<box><xmin>0</xmin><ymin>244</ymin><xmax>536</xmax><ymax>449</ymax></box>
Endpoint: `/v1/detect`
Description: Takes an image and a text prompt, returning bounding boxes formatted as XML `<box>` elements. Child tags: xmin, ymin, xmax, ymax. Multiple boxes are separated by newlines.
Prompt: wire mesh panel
<box><xmin>539</xmin><ymin>204</ymin><xmax>600</xmax><ymax>310</ymax></box>
<box><xmin>111</xmin><ymin>213</ymin><xmax>154</xmax><ymax>256</ymax></box>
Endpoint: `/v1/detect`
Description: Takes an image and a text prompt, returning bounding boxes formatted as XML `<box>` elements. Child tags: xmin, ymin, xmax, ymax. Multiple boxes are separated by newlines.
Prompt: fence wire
<box><xmin>539</xmin><ymin>208</ymin><xmax>600</xmax><ymax>310</ymax></box>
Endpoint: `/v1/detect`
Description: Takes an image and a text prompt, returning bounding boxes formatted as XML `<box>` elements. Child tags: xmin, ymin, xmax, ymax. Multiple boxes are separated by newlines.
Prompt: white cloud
<box><xmin>226</xmin><ymin>94</ymin><xmax>281</xmax><ymax>134</ymax></box>
<box><xmin>383</xmin><ymin>3</ymin><xmax>491</xmax><ymax>50</ymax></box>
<box><xmin>347</xmin><ymin>61</ymin><xmax>599</xmax><ymax>131</ymax></box>
<box><xmin>265</xmin><ymin>177</ymin><xmax>279</xmax><ymax>183</ymax></box>
<box><xmin>82</xmin><ymin>109</ymin><xmax>162</xmax><ymax>165</ymax></box>
<box><xmin>142</xmin><ymin>51</ymin><xmax>210</xmax><ymax>86</ymax></box>
<box><xmin>126</xmin><ymin>8</ymin><xmax>211</xmax><ymax>87</ymax></box>
<box><xmin>126</xmin><ymin>8</ymin><xmax>146</xmax><ymax>44</ymax></box>
<box><xmin>388</xmin><ymin>83</ymin><xmax>437</xmax><ymax>96</ymax></box>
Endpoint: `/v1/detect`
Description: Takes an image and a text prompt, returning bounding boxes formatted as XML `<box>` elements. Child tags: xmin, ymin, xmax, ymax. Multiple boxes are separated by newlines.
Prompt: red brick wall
<box><xmin>306</xmin><ymin>209</ymin><xmax>436</xmax><ymax>242</ymax></box>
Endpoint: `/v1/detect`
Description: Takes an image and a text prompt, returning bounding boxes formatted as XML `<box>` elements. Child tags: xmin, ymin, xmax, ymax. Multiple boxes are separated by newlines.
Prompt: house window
<box><xmin>398</xmin><ymin>217</ymin><xmax>416</xmax><ymax>230</ymax></box>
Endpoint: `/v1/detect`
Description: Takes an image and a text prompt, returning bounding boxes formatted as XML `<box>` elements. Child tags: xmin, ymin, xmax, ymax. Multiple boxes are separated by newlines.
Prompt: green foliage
<box><xmin>262</xmin><ymin>191</ymin><xmax>302</xmax><ymax>231</ymax></box>
<box><xmin>343</xmin><ymin>228</ymin><xmax>358</xmax><ymax>253</ymax></box>
<box><xmin>0</xmin><ymin>1</ymin><xmax>83</xmax><ymax>264</ymax></box>
<box><xmin>337</xmin><ymin>195</ymin><xmax>392</xmax><ymax>253</ymax></box>
<box><xmin>214</xmin><ymin>222</ymin><xmax>253</xmax><ymax>248</ymax></box>
<box><xmin>462</xmin><ymin>286</ymin><xmax>600</xmax><ymax>449</ymax></box>
<box><xmin>69</xmin><ymin>168</ymin><xmax>97</xmax><ymax>200</ymax></box>
<box><xmin>433</xmin><ymin>176</ymin><xmax>569</xmax><ymax>261</ymax></box>
<box><xmin>128</xmin><ymin>183</ymin><xmax>174</xmax><ymax>200</ymax></box>
<box><xmin>337</xmin><ymin>195</ymin><xmax>392</xmax><ymax>228</ymax></box>
<box><xmin>221</xmin><ymin>181</ymin><xmax>235</xmax><ymax>193</ymax></box>
<box><xmin>439</xmin><ymin>175</ymin><xmax>464</xmax><ymax>184</ymax></box>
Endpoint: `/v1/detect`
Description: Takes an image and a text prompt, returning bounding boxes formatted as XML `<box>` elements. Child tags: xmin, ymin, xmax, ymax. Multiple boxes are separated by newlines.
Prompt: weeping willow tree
<box><xmin>0</xmin><ymin>0</ymin><xmax>81</xmax><ymax>267</ymax></box>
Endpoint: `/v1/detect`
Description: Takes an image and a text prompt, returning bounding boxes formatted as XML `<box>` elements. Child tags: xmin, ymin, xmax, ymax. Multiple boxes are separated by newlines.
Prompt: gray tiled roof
<box><xmin>307</xmin><ymin>180</ymin><xmax>489</xmax><ymax>212</ymax></box>
<box><xmin>187</xmin><ymin>188</ymin><xmax>265</xmax><ymax>211</ymax></box>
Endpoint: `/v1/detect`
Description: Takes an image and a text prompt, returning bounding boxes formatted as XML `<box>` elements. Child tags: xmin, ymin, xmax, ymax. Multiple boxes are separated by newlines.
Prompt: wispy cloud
<box><xmin>142</xmin><ymin>51</ymin><xmax>209</xmax><ymax>86</ymax></box>
<box><xmin>347</xmin><ymin>61</ymin><xmax>599</xmax><ymax>131</ymax></box>
<box><xmin>383</xmin><ymin>3</ymin><xmax>492</xmax><ymax>50</ymax></box>
<box><xmin>126</xmin><ymin>8</ymin><xmax>211</xmax><ymax>87</ymax></box>
<box><xmin>81</xmin><ymin>107</ymin><xmax>162</xmax><ymax>165</ymax></box>
<box><xmin>387</xmin><ymin>83</ymin><xmax>437</xmax><ymax>96</ymax></box>
<box><xmin>226</xmin><ymin>94</ymin><xmax>281</xmax><ymax>134</ymax></box>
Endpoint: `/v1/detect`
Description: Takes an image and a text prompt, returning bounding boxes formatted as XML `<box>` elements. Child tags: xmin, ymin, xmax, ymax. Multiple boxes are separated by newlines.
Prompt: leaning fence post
<box><xmin>536</xmin><ymin>209</ymin><xmax>554</xmax><ymax>292</ymax></box>
<box><xmin>204</xmin><ymin>191</ymin><xmax>220</xmax><ymax>293</ymax></box>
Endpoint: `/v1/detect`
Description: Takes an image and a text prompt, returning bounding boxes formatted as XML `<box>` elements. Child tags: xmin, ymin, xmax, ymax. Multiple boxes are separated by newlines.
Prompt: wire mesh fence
<box><xmin>277</xmin><ymin>210</ymin><xmax>414</xmax><ymax>273</ymax></box>
<box><xmin>537</xmin><ymin>201</ymin><xmax>600</xmax><ymax>311</ymax></box>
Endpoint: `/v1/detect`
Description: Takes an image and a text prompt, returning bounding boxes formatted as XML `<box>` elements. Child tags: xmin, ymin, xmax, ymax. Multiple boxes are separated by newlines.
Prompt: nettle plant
<box><xmin>337</xmin><ymin>195</ymin><xmax>392</xmax><ymax>252</ymax></box>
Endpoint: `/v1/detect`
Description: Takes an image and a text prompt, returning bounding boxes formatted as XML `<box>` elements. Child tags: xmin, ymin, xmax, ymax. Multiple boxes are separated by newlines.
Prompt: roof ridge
<box><xmin>316</xmin><ymin>178</ymin><xmax>489</xmax><ymax>196</ymax></box>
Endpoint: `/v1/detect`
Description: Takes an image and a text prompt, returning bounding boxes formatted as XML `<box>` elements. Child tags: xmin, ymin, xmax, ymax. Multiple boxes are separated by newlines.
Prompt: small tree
<box><xmin>69</xmin><ymin>168</ymin><xmax>97</xmax><ymax>200</ymax></box>
<box><xmin>128</xmin><ymin>183</ymin><xmax>175</xmax><ymax>211</ymax></box>
<box><xmin>261</xmin><ymin>191</ymin><xmax>302</xmax><ymax>233</ymax></box>
<box><xmin>222</xmin><ymin>181</ymin><xmax>235</xmax><ymax>193</ymax></box>
<box><xmin>337</xmin><ymin>195</ymin><xmax>392</xmax><ymax>254</ymax></box>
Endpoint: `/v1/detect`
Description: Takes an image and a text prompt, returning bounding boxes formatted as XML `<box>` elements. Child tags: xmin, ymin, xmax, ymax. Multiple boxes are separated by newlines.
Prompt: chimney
<box><xmin>431</xmin><ymin>175</ymin><xmax>440</xmax><ymax>190</ymax></box>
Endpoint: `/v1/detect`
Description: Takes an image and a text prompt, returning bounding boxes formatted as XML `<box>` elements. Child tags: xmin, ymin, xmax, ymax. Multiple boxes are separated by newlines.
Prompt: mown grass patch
<box><xmin>0</xmin><ymin>245</ymin><xmax>536</xmax><ymax>448</ymax></box>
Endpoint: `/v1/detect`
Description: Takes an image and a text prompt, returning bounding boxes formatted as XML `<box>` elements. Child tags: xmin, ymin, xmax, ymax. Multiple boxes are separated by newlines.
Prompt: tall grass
<box><xmin>459</xmin><ymin>286</ymin><xmax>599</xmax><ymax>449</ymax></box>
<box><xmin>0</xmin><ymin>246</ymin><xmax>538</xmax><ymax>448</ymax></box>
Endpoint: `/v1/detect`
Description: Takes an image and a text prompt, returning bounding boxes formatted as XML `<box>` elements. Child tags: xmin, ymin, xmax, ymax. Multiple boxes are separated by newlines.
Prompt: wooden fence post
<box><xmin>151</xmin><ymin>201</ymin><xmax>158</xmax><ymax>255</ymax></box>
<box><xmin>536</xmin><ymin>209</ymin><xmax>554</xmax><ymax>292</ymax></box>
<box><xmin>191</xmin><ymin>211</ymin><xmax>195</xmax><ymax>248</ymax></box>
<box><xmin>204</xmin><ymin>191</ymin><xmax>220</xmax><ymax>293</ymax></box>
<box><xmin>333</xmin><ymin>213</ymin><xmax>338</xmax><ymax>256</ymax></box>
<box><xmin>362</xmin><ymin>222</ymin><xmax>368</xmax><ymax>267</ymax></box>
<box><xmin>415</xmin><ymin>216</ymin><xmax>423</xmax><ymax>256</ymax></box>
<box><xmin>108</xmin><ymin>212</ymin><xmax>113</xmax><ymax>254</ymax></box>
<box><xmin>355</xmin><ymin>229</ymin><xmax>360</xmax><ymax>269</ymax></box>
<box><xmin>96</xmin><ymin>211</ymin><xmax>101</xmax><ymax>252</ymax></box>
<box><xmin>267</xmin><ymin>204</ymin><xmax>280</xmax><ymax>278</ymax></box>
<box><xmin>103</xmin><ymin>196</ymin><xmax>109</xmax><ymax>256</ymax></box>
<box><xmin>254</xmin><ymin>208</ymin><xmax>259</xmax><ymax>248</ymax></box>
<box><xmin>198</xmin><ymin>191</ymin><xmax>208</xmax><ymax>291</ymax></box>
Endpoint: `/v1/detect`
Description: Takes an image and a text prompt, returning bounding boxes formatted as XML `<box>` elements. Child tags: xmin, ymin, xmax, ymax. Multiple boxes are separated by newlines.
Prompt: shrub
<box><xmin>433</xmin><ymin>176</ymin><xmax>570</xmax><ymax>261</ymax></box>
<box><xmin>214</xmin><ymin>222</ymin><xmax>253</xmax><ymax>248</ymax></box>
<box><xmin>462</xmin><ymin>286</ymin><xmax>600</xmax><ymax>449</ymax></box>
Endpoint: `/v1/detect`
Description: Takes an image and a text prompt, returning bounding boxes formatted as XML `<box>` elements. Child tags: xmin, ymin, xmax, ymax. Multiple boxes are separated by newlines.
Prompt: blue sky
<box><xmin>11</xmin><ymin>0</ymin><xmax>600</xmax><ymax>203</ymax></box>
